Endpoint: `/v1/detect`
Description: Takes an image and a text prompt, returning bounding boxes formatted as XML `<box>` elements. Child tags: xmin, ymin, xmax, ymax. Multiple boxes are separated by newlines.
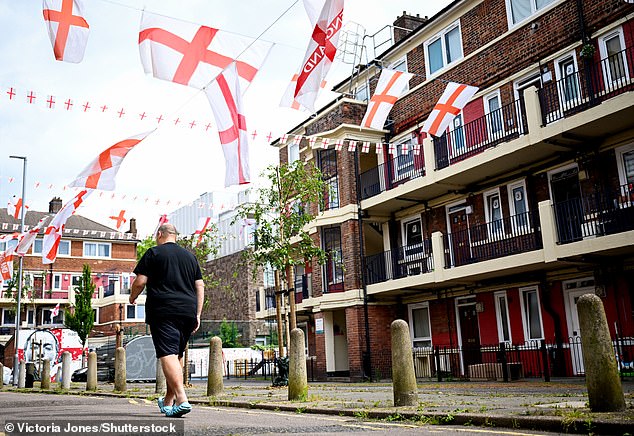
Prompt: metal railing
<box><xmin>443</xmin><ymin>210</ymin><xmax>542</xmax><ymax>268</ymax></box>
<box><xmin>359</xmin><ymin>153</ymin><xmax>425</xmax><ymax>200</ymax></box>
<box><xmin>553</xmin><ymin>183</ymin><xmax>634</xmax><ymax>244</ymax></box>
<box><xmin>434</xmin><ymin>98</ymin><xmax>528</xmax><ymax>170</ymax></box>
<box><xmin>365</xmin><ymin>239</ymin><xmax>433</xmax><ymax>285</ymax></box>
<box><xmin>539</xmin><ymin>45</ymin><xmax>634</xmax><ymax>124</ymax></box>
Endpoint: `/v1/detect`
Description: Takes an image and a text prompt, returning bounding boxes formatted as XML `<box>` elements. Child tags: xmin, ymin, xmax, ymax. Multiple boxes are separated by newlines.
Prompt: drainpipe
<box><xmin>354</xmin><ymin>148</ymin><xmax>372</xmax><ymax>381</ymax></box>
<box><xmin>540</xmin><ymin>278</ymin><xmax>565</xmax><ymax>376</ymax></box>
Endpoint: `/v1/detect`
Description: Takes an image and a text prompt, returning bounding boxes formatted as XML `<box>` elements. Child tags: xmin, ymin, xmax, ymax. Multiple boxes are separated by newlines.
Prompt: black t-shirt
<box><xmin>133</xmin><ymin>242</ymin><xmax>202</xmax><ymax>324</ymax></box>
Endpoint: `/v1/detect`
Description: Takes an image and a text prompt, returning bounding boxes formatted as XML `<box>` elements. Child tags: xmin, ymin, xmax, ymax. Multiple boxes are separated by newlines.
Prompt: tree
<box><xmin>136</xmin><ymin>235</ymin><xmax>156</xmax><ymax>260</ymax></box>
<box><xmin>218</xmin><ymin>319</ymin><xmax>241</xmax><ymax>348</ymax></box>
<box><xmin>65</xmin><ymin>264</ymin><xmax>95</xmax><ymax>358</ymax></box>
<box><xmin>236</xmin><ymin>160</ymin><xmax>326</xmax><ymax>356</ymax></box>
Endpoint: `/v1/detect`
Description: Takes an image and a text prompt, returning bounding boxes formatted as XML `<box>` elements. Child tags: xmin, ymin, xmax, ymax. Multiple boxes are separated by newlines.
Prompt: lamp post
<box><xmin>9</xmin><ymin>155</ymin><xmax>26</xmax><ymax>386</ymax></box>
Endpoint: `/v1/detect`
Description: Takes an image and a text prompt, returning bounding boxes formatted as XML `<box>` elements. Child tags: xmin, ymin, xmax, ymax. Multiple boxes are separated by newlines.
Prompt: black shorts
<box><xmin>149</xmin><ymin>317</ymin><xmax>197</xmax><ymax>359</ymax></box>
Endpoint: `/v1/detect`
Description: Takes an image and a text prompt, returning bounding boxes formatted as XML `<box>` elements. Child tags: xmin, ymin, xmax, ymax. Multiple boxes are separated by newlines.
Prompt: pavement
<box><xmin>2</xmin><ymin>377</ymin><xmax>634</xmax><ymax>434</ymax></box>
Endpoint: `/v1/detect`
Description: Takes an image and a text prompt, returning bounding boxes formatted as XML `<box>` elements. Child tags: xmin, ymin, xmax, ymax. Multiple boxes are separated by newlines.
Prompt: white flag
<box><xmin>43</xmin><ymin>190</ymin><xmax>91</xmax><ymax>264</ymax></box>
<box><xmin>43</xmin><ymin>0</ymin><xmax>89</xmax><ymax>63</ymax></box>
<box><xmin>361</xmin><ymin>69</ymin><xmax>413</xmax><ymax>130</ymax></box>
<box><xmin>421</xmin><ymin>82</ymin><xmax>478</xmax><ymax>137</ymax></box>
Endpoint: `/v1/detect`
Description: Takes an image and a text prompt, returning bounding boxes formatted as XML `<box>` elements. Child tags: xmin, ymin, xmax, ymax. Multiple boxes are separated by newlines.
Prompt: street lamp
<box><xmin>9</xmin><ymin>155</ymin><xmax>26</xmax><ymax>386</ymax></box>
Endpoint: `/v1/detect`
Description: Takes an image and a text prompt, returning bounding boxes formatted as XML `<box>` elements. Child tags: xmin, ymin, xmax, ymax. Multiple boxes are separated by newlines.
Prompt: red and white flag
<box><xmin>205</xmin><ymin>63</ymin><xmax>250</xmax><ymax>187</ymax></box>
<box><xmin>69</xmin><ymin>132</ymin><xmax>152</xmax><ymax>191</ymax></box>
<box><xmin>0</xmin><ymin>246</ymin><xmax>15</xmax><ymax>285</ymax></box>
<box><xmin>16</xmin><ymin>216</ymin><xmax>49</xmax><ymax>256</ymax></box>
<box><xmin>7</xmin><ymin>196</ymin><xmax>23</xmax><ymax>220</ymax></box>
<box><xmin>194</xmin><ymin>216</ymin><xmax>213</xmax><ymax>245</ymax></box>
<box><xmin>421</xmin><ymin>82</ymin><xmax>478</xmax><ymax>137</ymax></box>
<box><xmin>361</xmin><ymin>69</ymin><xmax>413</xmax><ymax>130</ymax></box>
<box><xmin>42</xmin><ymin>189</ymin><xmax>92</xmax><ymax>264</ymax></box>
<box><xmin>51</xmin><ymin>302</ymin><xmax>61</xmax><ymax>317</ymax></box>
<box><xmin>293</xmin><ymin>0</ymin><xmax>344</xmax><ymax>111</ymax></box>
<box><xmin>139</xmin><ymin>12</ymin><xmax>273</xmax><ymax>90</ymax></box>
<box><xmin>43</xmin><ymin>0</ymin><xmax>90</xmax><ymax>63</ymax></box>
<box><xmin>108</xmin><ymin>210</ymin><xmax>127</xmax><ymax>230</ymax></box>
<box><xmin>153</xmin><ymin>214</ymin><xmax>169</xmax><ymax>237</ymax></box>
<box><xmin>280</xmin><ymin>74</ymin><xmax>327</xmax><ymax>111</ymax></box>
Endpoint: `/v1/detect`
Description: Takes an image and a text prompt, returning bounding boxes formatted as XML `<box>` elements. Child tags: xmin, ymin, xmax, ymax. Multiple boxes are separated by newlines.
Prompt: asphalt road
<box><xmin>0</xmin><ymin>392</ymin><xmax>559</xmax><ymax>435</ymax></box>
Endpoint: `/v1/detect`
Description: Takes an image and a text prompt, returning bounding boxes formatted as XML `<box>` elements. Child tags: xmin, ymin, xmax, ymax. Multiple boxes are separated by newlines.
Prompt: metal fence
<box><xmin>359</xmin><ymin>153</ymin><xmax>425</xmax><ymax>200</ymax></box>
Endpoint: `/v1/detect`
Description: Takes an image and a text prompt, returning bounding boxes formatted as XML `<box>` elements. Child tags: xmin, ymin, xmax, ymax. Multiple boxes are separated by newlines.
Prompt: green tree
<box><xmin>136</xmin><ymin>235</ymin><xmax>156</xmax><ymax>260</ymax></box>
<box><xmin>218</xmin><ymin>318</ymin><xmax>241</xmax><ymax>348</ymax></box>
<box><xmin>64</xmin><ymin>264</ymin><xmax>95</xmax><ymax>354</ymax></box>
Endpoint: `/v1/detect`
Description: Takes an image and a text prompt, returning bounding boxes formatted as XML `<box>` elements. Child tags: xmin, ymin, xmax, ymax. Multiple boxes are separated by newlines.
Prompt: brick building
<box><xmin>267</xmin><ymin>0</ymin><xmax>634</xmax><ymax>380</ymax></box>
<box><xmin>1</xmin><ymin>198</ymin><xmax>141</xmax><ymax>365</ymax></box>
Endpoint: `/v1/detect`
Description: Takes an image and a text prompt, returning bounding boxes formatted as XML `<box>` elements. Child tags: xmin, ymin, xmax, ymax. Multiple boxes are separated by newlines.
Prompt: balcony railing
<box><xmin>359</xmin><ymin>153</ymin><xmax>425</xmax><ymax>200</ymax></box>
<box><xmin>443</xmin><ymin>210</ymin><xmax>542</xmax><ymax>268</ymax></box>
<box><xmin>365</xmin><ymin>239</ymin><xmax>433</xmax><ymax>285</ymax></box>
<box><xmin>539</xmin><ymin>45</ymin><xmax>634</xmax><ymax>125</ymax></box>
<box><xmin>553</xmin><ymin>183</ymin><xmax>634</xmax><ymax>244</ymax></box>
<box><xmin>434</xmin><ymin>98</ymin><xmax>528</xmax><ymax>170</ymax></box>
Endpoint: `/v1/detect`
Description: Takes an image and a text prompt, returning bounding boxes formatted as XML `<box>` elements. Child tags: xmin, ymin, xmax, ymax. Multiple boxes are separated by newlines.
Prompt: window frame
<box><xmin>42</xmin><ymin>308</ymin><xmax>64</xmax><ymax>325</ymax></box>
<box><xmin>423</xmin><ymin>20</ymin><xmax>463</xmax><ymax>77</ymax></box>
<box><xmin>392</xmin><ymin>136</ymin><xmax>416</xmax><ymax>180</ymax></box>
<box><xmin>484</xmin><ymin>90</ymin><xmax>505</xmax><ymax>139</ymax></box>
<box><xmin>505</xmin><ymin>0</ymin><xmax>556</xmax><ymax>28</ymax></box>
<box><xmin>125</xmin><ymin>304</ymin><xmax>145</xmax><ymax>321</ymax></box>
<box><xmin>32</xmin><ymin>238</ymin><xmax>43</xmax><ymax>255</ymax></box>
<box><xmin>389</xmin><ymin>56</ymin><xmax>409</xmax><ymax>91</ymax></box>
<box><xmin>599</xmin><ymin>27</ymin><xmax>630</xmax><ymax>86</ymax></box>
<box><xmin>615</xmin><ymin>143</ymin><xmax>634</xmax><ymax>186</ymax></box>
<box><xmin>83</xmin><ymin>241</ymin><xmax>112</xmax><ymax>258</ymax></box>
<box><xmin>519</xmin><ymin>285</ymin><xmax>544</xmax><ymax>341</ymax></box>
<box><xmin>52</xmin><ymin>273</ymin><xmax>63</xmax><ymax>291</ymax></box>
<box><xmin>494</xmin><ymin>291</ymin><xmax>513</xmax><ymax>343</ymax></box>
<box><xmin>287</xmin><ymin>142</ymin><xmax>300</xmax><ymax>164</ymax></box>
<box><xmin>408</xmin><ymin>302</ymin><xmax>432</xmax><ymax>348</ymax></box>
<box><xmin>507</xmin><ymin>179</ymin><xmax>530</xmax><ymax>231</ymax></box>
<box><xmin>554</xmin><ymin>51</ymin><xmax>582</xmax><ymax>107</ymax></box>
<box><xmin>484</xmin><ymin>188</ymin><xmax>505</xmax><ymax>238</ymax></box>
<box><xmin>1</xmin><ymin>308</ymin><xmax>16</xmax><ymax>326</ymax></box>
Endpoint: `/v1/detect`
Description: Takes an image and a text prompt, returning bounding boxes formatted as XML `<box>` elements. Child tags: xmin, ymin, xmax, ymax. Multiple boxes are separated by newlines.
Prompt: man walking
<box><xmin>130</xmin><ymin>223</ymin><xmax>204</xmax><ymax>417</ymax></box>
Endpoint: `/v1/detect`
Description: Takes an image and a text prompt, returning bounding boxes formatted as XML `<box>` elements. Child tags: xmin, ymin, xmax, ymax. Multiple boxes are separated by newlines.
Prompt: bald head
<box><xmin>156</xmin><ymin>223</ymin><xmax>178</xmax><ymax>244</ymax></box>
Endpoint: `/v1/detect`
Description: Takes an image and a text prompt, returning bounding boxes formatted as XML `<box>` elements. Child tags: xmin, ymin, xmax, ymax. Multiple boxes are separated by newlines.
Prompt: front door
<box><xmin>449</xmin><ymin>208</ymin><xmax>471</xmax><ymax>267</ymax></box>
<box><xmin>550</xmin><ymin>167</ymin><xmax>582</xmax><ymax>242</ymax></box>
<box><xmin>564</xmin><ymin>283</ymin><xmax>595</xmax><ymax>375</ymax></box>
<box><xmin>458</xmin><ymin>302</ymin><xmax>482</xmax><ymax>375</ymax></box>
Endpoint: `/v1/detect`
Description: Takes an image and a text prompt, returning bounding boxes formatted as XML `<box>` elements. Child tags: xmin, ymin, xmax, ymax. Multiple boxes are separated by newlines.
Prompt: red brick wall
<box><xmin>477</xmin><ymin>292</ymin><xmax>498</xmax><ymax>344</ymax></box>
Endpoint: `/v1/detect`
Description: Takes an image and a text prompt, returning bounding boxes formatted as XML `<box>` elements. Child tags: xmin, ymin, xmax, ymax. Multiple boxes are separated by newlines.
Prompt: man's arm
<box><xmin>193</xmin><ymin>279</ymin><xmax>204</xmax><ymax>333</ymax></box>
<box><xmin>129</xmin><ymin>274</ymin><xmax>148</xmax><ymax>304</ymax></box>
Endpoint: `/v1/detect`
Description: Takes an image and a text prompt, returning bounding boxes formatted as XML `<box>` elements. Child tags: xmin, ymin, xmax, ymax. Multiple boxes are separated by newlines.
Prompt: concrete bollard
<box><xmin>41</xmin><ymin>359</ymin><xmax>51</xmax><ymax>390</ymax></box>
<box><xmin>25</xmin><ymin>363</ymin><xmax>36</xmax><ymax>388</ymax></box>
<box><xmin>18</xmin><ymin>361</ymin><xmax>26</xmax><ymax>388</ymax></box>
<box><xmin>155</xmin><ymin>359</ymin><xmax>166</xmax><ymax>394</ymax></box>
<box><xmin>86</xmin><ymin>352</ymin><xmax>97</xmax><ymax>391</ymax></box>
<box><xmin>207</xmin><ymin>337</ymin><xmax>224</xmax><ymax>397</ymax></box>
<box><xmin>577</xmin><ymin>294</ymin><xmax>625</xmax><ymax>412</ymax></box>
<box><xmin>114</xmin><ymin>347</ymin><xmax>126</xmax><ymax>392</ymax></box>
<box><xmin>288</xmin><ymin>328</ymin><xmax>308</xmax><ymax>401</ymax></box>
<box><xmin>391</xmin><ymin>319</ymin><xmax>418</xmax><ymax>407</ymax></box>
<box><xmin>61</xmin><ymin>351</ymin><xmax>71</xmax><ymax>390</ymax></box>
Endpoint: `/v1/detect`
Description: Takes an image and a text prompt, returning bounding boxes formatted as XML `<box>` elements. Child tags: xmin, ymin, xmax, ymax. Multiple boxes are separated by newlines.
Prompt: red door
<box><xmin>449</xmin><ymin>209</ymin><xmax>471</xmax><ymax>266</ymax></box>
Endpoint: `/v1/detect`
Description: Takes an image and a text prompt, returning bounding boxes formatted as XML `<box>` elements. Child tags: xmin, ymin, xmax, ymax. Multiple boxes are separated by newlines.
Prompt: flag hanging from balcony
<box><xmin>7</xmin><ymin>196</ymin><xmax>23</xmax><ymax>220</ymax></box>
<box><xmin>421</xmin><ymin>82</ymin><xmax>478</xmax><ymax>137</ymax></box>
<box><xmin>43</xmin><ymin>0</ymin><xmax>90</xmax><ymax>63</ymax></box>
<box><xmin>361</xmin><ymin>69</ymin><xmax>413</xmax><ymax>130</ymax></box>
<box><xmin>293</xmin><ymin>0</ymin><xmax>344</xmax><ymax>111</ymax></box>
<box><xmin>69</xmin><ymin>131</ymin><xmax>152</xmax><ymax>191</ymax></box>
<box><xmin>139</xmin><ymin>11</ymin><xmax>273</xmax><ymax>90</ymax></box>
<box><xmin>42</xmin><ymin>189</ymin><xmax>92</xmax><ymax>264</ymax></box>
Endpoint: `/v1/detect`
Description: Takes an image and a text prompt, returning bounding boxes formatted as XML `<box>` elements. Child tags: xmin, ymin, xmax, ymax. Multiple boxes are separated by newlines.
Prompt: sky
<box><xmin>0</xmin><ymin>0</ymin><xmax>452</xmax><ymax>238</ymax></box>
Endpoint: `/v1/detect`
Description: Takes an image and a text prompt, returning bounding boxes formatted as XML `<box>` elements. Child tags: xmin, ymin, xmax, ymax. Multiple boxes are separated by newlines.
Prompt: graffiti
<box><xmin>17</xmin><ymin>328</ymin><xmax>83</xmax><ymax>381</ymax></box>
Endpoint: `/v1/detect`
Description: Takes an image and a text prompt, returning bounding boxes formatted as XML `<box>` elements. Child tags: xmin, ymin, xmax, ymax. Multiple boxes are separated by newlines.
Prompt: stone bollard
<box><xmin>86</xmin><ymin>352</ymin><xmax>97</xmax><ymax>391</ymax></box>
<box><xmin>61</xmin><ymin>351</ymin><xmax>71</xmax><ymax>390</ymax></box>
<box><xmin>18</xmin><ymin>361</ymin><xmax>26</xmax><ymax>388</ymax></box>
<box><xmin>391</xmin><ymin>319</ymin><xmax>418</xmax><ymax>407</ymax></box>
<box><xmin>25</xmin><ymin>363</ymin><xmax>36</xmax><ymax>388</ymax></box>
<box><xmin>288</xmin><ymin>328</ymin><xmax>308</xmax><ymax>401</ymax></box>
<box><xmin>155</xmin><ymin>359</ymin><xmax>166</xmax><ymax>394</ymax></box>
<box><xmin>577</xmin><ymin>294</ymin><xmax>625</xmax><ymax>412</ymax></box>
<box><xmin>41</xmin><ymin>359</ymin><xmax>51</xmax><ymax>390</ymax></box>
<box><xmin>114</xmin><ymin>347</ymin><xmax>126</xmax><ymax>392</ymax></box>
<box><xmin>207</xmin><ymin>337</ymin><xmax>223</xmax><ymax>397</ymax></box>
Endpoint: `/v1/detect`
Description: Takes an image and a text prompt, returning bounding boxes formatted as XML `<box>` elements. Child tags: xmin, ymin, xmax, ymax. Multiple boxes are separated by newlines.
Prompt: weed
<box><xmin>295</xmin><ymin>406</ymin><xmax>306</xmax><ymax>414</ymax></box>
<box><xmin>385</xmin><ymin>412</ymin><xmax>403</xmax><ymax>422</ymax></box>
<box><xmin>353</xmin><ymin>410</ymin><xmax>369</xmax><ymax>419</ymax></box>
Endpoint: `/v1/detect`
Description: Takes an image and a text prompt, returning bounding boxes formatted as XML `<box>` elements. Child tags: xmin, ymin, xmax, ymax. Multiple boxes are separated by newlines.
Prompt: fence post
<box><xmin>499</xmin><ymin>342</ymin><xmax>509</xmax><ymax>382</ymax></box>
<box><xmin>226</xmin><ymin>361</ymin><xmax>230</xmax><ymax>379</ymax></box>
<box><xmin>434</xmin><ymin>346</ymin><xmax>442</xmax><ymax>382</ymax></box>
<box><xmin>540</xmin><ymin>340</ymin><xmax>550</xmax><ymax>382</ymax></box>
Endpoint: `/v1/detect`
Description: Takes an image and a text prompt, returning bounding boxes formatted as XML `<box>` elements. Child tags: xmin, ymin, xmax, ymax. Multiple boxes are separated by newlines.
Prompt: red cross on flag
<box><xmin>153</xmin><ymin>214</ymin><xmax>169</xmax><ymax>237</ymax></box>
<box><xmin>7</xmin><ymin>196</ymin><xmax>24</xmax><ymax>220</ymax></box>
<box><xmin>0</xmin><ymin>246</ymin><xmax>15</xmax><ymax>285</ymax></box>
<box><xmin>139</xmin><ymin>12</ymin><xmax>273</xmax><ymax>90</ymax></box>
<box><xmin>280</xmin><ymin>74</ymin><xmax>327</xmax><ymax>111</ymax></box>
<box><xmin>109</xmin><ymin>210</ymin><xmax>127</xmax><ymax>230</ymax></box>
<box><xmin>205</xmin><ymin>63</ymin><xmax>250</xmax><ymax>187</ymax></box>
<box><xmin>16</xmin><ymin>216</ymin><xmax>50</xmax><ymax>256</ymax></box>
<box><xmin>293</xmin><ymin>0</ymin><xmax>344</xmax><ymax>111</ymax></box>
<box><xmin>43</xmin><ymin>189</ymin><xmax>92</xmax><ymax>264</ymax></box>
<box><xmin>194</xmin><ymin>216</ymin><xmax>213</xmax><ymax>245</ymax></box>
<box><xmin>69</xmin><ymin>131</ymin><xmax>152</xmax><ymax>191</ymax></box>
<box><xmin>43</xmin><ymin>0</ymin><xmax>90</xmax><ymax>63</ymax></box>
<box><xmin>51</xmin><ymin>302</ymin><xmax>61</xmax><ymax>318</ymax></box>
<box><xmin>361</xmin><ymin>69</ymin><xmax>414</xmax><ymax>130</ymax></box>
<box><xmin>422</xmin><ymin>82</ymin><xmax>478</xmax><ymax>137</ymax></box>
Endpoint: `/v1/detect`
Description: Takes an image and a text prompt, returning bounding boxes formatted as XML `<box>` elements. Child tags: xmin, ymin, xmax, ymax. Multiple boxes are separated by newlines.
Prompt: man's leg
<box><xmin>162</xmin><ymin>356</ymin><xmax>183</xmax><ymax>406</ymax></box>
<box><xmin>160</xmin><ymin>354</ymin><xmax>188</xmax><ymax>405</ymax></box>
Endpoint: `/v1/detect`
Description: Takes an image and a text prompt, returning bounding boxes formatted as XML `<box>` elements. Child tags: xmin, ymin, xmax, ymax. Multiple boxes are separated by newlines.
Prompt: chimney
<box><xmin>393</xmin><ymin>12</ymin><xmax>428</xmax><ymax>44</ymax></box>
<box><xmin>126</xmin><ymin>218</ymin><xmax>137</xmax><ymax>237</ymax></box>
<box><xmin>49</xmin><ymin>197</ymin><xmax>62</xmax><ymax>213</ymax></box>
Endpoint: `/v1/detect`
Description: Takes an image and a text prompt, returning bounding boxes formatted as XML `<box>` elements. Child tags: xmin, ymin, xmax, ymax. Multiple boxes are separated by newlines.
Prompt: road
<box><xmin>0</xmin><ymin>392</ymin><xmax>557</xmax><ymax>435</ymax></box>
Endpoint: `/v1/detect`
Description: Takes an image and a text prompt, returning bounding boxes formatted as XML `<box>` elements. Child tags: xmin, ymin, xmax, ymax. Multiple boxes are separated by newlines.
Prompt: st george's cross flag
<box><xmin>361</xmin><ymin>69</ymin><xmax>414</xmax><ymax>130</ymax></box>
<box><xmin>0</xmin><ymin>246</ymin><xmax>15</xmax><ymax>285</ymax></box>
<box><xmin>43</xmin><ymin>0</ymin><xmax>90</xmax><ymax>63</ymax></box>
<box><xmin>194</xmin><ymin>216</ymin><xmax>213</xmax><ymax>245</ymax></box>
<box><xmin>153</xmin><ymin>214</ymin><xmax>169</xmax><ymax>237</ymax></box>
<box><xmin>280</xmin><ymin>74</ymin><xmax>327</xmax><ymax>111</ymax></box>
<box><xmin>293</xmin><ymin>0</ymin><xmax>344</xmax><ymax>111</ymax></box>
<box><xmin>139</xmin><ymin>11</ymin><xmax>273</xmax><ymax>90</ymax></box>
<box><xmin>7</xmin><ymin>196</ymin><xmax>24</xmax><ymax>220</ymax></box>
<box><xmin>15</xmin><ymin>216</ymin><xmax>50</xmax><ymax>256</ymax></box>
<box><xmin>42</xmin><ymin>189</ymin><xmax>92</xmax><ymax>264</ymax></box>
<box><xmin>205</xmin><ymin>63</ymin><xmax>250</xmax><ymax>187</ymax></box>
<box><xmin>69</xmin><ymin>132</ymin><xmax>152</xmax><ymax>191</ymax></box>
<box><xmin>421</xmin><ymin>82</ymin><xmax>478</xmax><ymax>137</ymax></box>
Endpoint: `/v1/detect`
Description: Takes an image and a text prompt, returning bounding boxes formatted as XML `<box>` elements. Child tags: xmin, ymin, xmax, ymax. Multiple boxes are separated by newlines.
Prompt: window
<box><xmin>616</xmin><ymin>145</ymin><xmax>634</xmax><ymax>186</ymax></box>
<box><xmin>451</xmin><ymin>114</ymin><xmax>466</xmax><ymax>156</ymax></box>
<box><xmin>83</xmin><ymin>242</ymin><xmax>111</xmax><ymax>258</ymax></box>
<box><xmin>0</xmin><ymin>238</ymin><xmax>17</xmax><ymax>252</ymax></box>
<box><xmin>599</xmin><ymin>28</ymin><xmax>629</xmax><ymax>85</ymax></box>
<box><xmin>318</xmin><ymin>149</ymin><xmax>339</xmax><ymax>210</ymax></box>
<box><xmin>555</xmin><ymin>53</ymin><xmax>580</xmax><ymax>106</ymax></box>
<box><xmin>402</xmin><ymin>216</ymin><xmax>424</xmax><ymax>256</ymax></box>
<box><xmin>355</xmin><ymin>82</ymin><xmax>368</xmax><ymax>101</ymax></box>
<box><xmin>57</xmin><ymin>240</ymin><xmax>70</xmax><ymax>256</ymax></box>
<box><xmin>408</xmin><ymin>303</ymin><xmax>432</xmax><ymax>348</ymax></box>
<box><xmin>520</xmin><ymin>286</ymin><xmax>544</xmax><ymax>340</ymax></box>
<box><xmin>42</xmin><ymin>308</ymin><xmax>64</xmax><ymax>325</ymax></box>
<box><xmin>288</xmin><ymin>142</ymin><xmax>299</xmax><ymax>164</ymax></box>
<box><xmin>506</xmin><ymin>0</ymin><xmax>554</xmax><ymax>26</ymax></box>
<box><xmin>52</xmin><ymin>273</ymin><xmax>63</xmax><ymax>290</ymax></box>
<box><xmin>120</xmin><ymin>273</ymin><xmax>131</xmax><ymax>294</ymax></box>
<box><xmin>393</xmin><ymin>137</ymin><xmax>415</xmax><ymax>179</ymax></box>
<box><xmin>425</xmin><ymin>22</ymin><xmax>462</xmax><ymax>76</ymax></box>
<box><xmin>485</xmin><ymin>92</ymin><xmax>504</xmax><ymax>138</ymax></box>
<box><xmin>484</xmin><ymin>189</ymin><xmax>504</xmax><ymax>236</ymax></box>
<box><xmin>389</xmin><ymin>57</ymin><xmax>409</xmax><ymax>90</ymax></box>
<box><xmin>508</xmin><ymin>180</ymin><xmax>530</xmax><ymax>229</ymax></box>
<box><xmin>126</xmin><ymin>304</ymin><xmax>145</xmax><ymax>320</ymax></box>
<box><xmin>494</xmin><ymin>291</ymin><xmax>512</xmax><ymax>343</ymax></box>
<box><xmin>32</xmin><ymin>239</ymin><xmax>43</xmax><ymax>254</ymax></box>
<box><xmin>92</xmin><ymin>308</ymin><xmax>99</xmax><ymax>324</ymax></box>
<box><xmin>1</xmin><ymin>309</ymin><xmax>16</xmax><ymax>326</ymax></box>
<box><xmin>26</xmin><ymin>309</ymin><xmax>35</xmax><ymax>326</ymax></box>
<box><xmin>322</xmin><ymin>226</ymin><xmax>344</xmax><ymax>291</ymax></box>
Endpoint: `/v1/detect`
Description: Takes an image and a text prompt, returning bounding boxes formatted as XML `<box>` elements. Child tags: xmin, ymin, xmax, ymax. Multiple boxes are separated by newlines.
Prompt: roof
<box><xmin>0</xmin><ymin>208</ymin><xmax>138</xmax><ymax>242</ymax></box>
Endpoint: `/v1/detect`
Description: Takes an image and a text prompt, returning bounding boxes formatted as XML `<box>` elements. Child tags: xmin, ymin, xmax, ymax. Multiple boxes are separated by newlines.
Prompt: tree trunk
<box><xmin>274</xmin><ymin>271</ymin><xmax>285</xmax><ymax>358</ymax></box>
<box><xmin>286</xmin><ymin>265</ymin><xmax>297</xmax><ymax>331</ymax></box>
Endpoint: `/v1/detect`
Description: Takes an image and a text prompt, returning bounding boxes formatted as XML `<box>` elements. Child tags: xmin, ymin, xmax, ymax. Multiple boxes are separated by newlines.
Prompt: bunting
<box><xmin>43</xmin><ymin>0</ymin><xmax>90</xmax><ymax>63</ymax></box>
<box><xmin>7</xmin><ymin>196</ymin><xmax>23</xmax><ymax>220</ymax></box>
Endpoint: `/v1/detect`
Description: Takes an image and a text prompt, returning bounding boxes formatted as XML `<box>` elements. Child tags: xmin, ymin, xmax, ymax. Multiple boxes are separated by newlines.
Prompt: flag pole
<box><xmin>9</xmin><ymin>155</ymin><xmax>27</xmax><ymax>386</ymax></box>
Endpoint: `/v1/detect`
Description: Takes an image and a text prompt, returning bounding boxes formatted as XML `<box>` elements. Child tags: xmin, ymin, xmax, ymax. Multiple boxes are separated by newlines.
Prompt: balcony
<box><xmin>365</xmin><ymin>239</ymin><xmax>433</xmax><ymax>285</ymax></box>
<box><xmin>434</xmin><ymin>98</ymin><xmax>528</xmax><ymax>170</ymax></box>
<box><xmin>443</xmin><ymin>211</ymin><xmax>542</xmax><ymax>268</ymax></box>
<box><xmin>359</xmin><ymin>153</ymin><xmax>425</xmax><ymax>200</ymax></box>
<box><xmin>553</xmin><ymin>184</ymin><xmax>634</xmax><ymax>244</ymax></box>
<box><xmin>539</xmin><ymin>45</ymin><xmax>634</xmax><ymax>125</ymax></box>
